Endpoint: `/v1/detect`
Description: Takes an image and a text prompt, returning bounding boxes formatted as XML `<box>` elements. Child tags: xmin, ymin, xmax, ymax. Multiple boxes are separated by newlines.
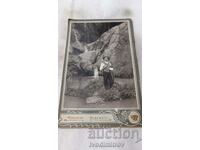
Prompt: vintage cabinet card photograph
<box><xmin>58</xmin><ymin>19</ymin><xmax>141</xmax><ymax>128</ymax></box>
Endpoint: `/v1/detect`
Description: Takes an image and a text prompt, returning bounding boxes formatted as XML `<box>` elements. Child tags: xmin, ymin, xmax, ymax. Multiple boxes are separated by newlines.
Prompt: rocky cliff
<box><xmin>67</xmin><ymin>22</ymin><xmax>134</xmax><ymax>78</ymax></box>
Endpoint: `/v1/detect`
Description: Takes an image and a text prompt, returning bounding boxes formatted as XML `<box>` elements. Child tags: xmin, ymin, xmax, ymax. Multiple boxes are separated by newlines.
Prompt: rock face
<box><xmin>71</xmin><ymin>22</ymin><xmax>122</xmax><ymax>43</ymax></box>
<box><xmin>67</xmin><ymin>22</ymin><xmax>134</xmax><ymax>78</ymax></box>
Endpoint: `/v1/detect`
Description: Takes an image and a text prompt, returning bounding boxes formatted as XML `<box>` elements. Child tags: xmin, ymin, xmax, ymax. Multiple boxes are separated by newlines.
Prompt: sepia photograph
<box><xmin>59</xmin><ymin>19</ymin><xmax>141</xmax><ymax>127</ymax></box>
<box><xmin>63</xmin><ymin>20</ymin><xmax>138</xmax><ymax>108</ymax></box>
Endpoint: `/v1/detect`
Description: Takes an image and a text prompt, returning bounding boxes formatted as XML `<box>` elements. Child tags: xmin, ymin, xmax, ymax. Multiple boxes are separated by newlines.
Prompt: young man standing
<box><xmin>100</xmin><ymin>56</ymin><xmax>114</xmax><ymax>89</ymax></box>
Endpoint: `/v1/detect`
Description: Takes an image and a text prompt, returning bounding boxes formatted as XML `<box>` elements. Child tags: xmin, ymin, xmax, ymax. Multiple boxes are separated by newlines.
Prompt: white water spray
<box><xmin>94</xmin><ymin>67</ymin><xmax>99</xmax><ymax>78</ymax></box>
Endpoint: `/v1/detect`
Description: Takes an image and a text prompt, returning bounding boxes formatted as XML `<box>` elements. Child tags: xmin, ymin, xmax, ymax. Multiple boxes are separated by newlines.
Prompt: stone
<box><xmin>86</xmin><ymin>96</ymin><xmax>104</xmax><ymax>104</ymax></box>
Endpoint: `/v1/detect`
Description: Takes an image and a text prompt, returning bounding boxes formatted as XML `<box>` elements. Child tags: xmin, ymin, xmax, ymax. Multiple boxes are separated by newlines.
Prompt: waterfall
<box><xmin>84</xmin><ymin>45</ymin><xmax>88</xmax><ymax>52</ymax></box>
<box><xmin>94</xmin><ymin>67</ymin><xmax>99</xmax><ymax>78</ymax></box>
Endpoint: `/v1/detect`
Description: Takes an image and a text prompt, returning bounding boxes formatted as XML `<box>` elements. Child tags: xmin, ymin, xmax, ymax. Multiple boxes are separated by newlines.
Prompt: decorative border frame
<box><xmin>58</xmin><ymin>19</ymin><xmax>142</xmax><ymax>128</ymax></box>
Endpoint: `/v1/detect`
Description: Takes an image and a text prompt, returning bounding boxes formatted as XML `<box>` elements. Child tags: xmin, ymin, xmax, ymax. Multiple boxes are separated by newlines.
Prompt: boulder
<box><xmin>86</xmin><ymin>96</ymin><xmax>104</xmax><ymax>104</ymax></box>
<box><xmin>88</xmin><ymin>23</ymin><xmax>134</xmax><ymax>78</ymax></box>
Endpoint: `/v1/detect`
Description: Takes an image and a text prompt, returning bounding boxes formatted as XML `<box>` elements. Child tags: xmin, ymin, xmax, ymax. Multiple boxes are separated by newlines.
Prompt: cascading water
<box><xmin>94</xmin><ymin>67</ymin><xmax>99</xmax><ymax>78</ymax></box>
<box><xmin>84</xmin><ymin>45</ymin><xmax>88</xmax><ymax>52</ymax></box>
